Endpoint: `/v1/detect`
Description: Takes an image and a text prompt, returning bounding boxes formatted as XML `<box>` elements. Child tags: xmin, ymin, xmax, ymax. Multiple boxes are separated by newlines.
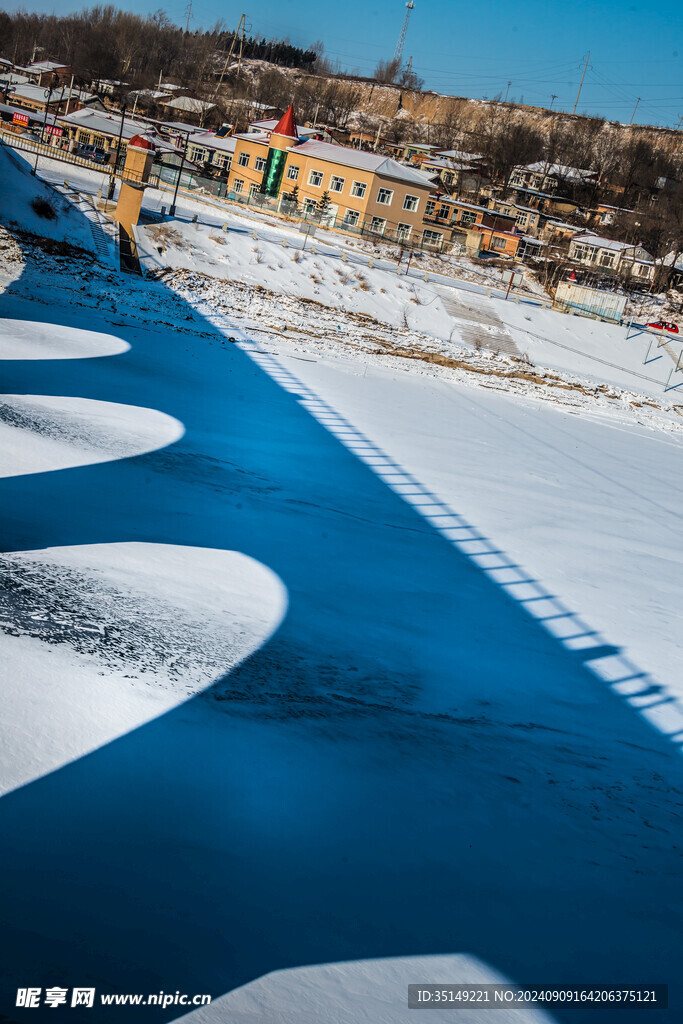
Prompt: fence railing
<box><xmin>155</xmin><ymin>165</ymin><xmax>452</xmax><ymax>253</ymax></box>
<box><xmin>0</xmin><ymin>128</ymin><xmax>116</xmax><ymax>176</ymax></box>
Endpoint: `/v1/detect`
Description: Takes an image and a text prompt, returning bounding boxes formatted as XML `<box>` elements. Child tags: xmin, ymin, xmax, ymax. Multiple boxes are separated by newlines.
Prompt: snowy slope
<box><xmin>0</xmin><ymin>146</ymin><xmax>95</xmax><ymax>251</ymax></box>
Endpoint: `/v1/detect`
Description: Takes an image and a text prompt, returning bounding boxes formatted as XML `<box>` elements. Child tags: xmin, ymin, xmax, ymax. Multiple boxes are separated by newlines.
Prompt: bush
<box><xmin>30</xmin><ymin>197</ymin><xmax>57</xmax><ymax>221</ymax></box>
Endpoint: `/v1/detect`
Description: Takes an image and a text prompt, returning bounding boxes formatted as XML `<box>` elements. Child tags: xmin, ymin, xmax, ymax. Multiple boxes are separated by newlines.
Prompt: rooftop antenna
<box><xmin>393</xmin><ymin>1</ymin><xmax>415</xmax><ymax>67</ymax></box>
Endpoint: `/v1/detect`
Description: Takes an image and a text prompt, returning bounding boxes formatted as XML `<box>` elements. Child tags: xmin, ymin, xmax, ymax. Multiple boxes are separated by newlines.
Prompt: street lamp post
<box><xmin>170</xmin><ymin>130</ymin><xmax>190</xmax><ymax>216</ymax></box>
<box><xmin>107</xmin><ymin>103</ymin><xmax>127</xmax><ymax>201</ymax></box>
<box><xmin>32</xmin><ymin>78</ymin><xmax>56</xmax><ymax>176</ymax></box>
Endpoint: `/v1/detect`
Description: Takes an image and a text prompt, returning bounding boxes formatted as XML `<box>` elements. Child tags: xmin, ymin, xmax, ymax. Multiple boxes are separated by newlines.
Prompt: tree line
<box><xmin>0</xmin><ymin>7</ymin><xmax>318</xmax><ymax>88</ymax></box>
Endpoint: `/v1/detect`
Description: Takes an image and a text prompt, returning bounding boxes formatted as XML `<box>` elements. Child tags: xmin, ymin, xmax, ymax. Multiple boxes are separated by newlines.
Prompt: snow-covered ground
<box><xmin>1</xmin><ymin>147</ymin><xmax>682</xmax><ymax>1023</ymax></box>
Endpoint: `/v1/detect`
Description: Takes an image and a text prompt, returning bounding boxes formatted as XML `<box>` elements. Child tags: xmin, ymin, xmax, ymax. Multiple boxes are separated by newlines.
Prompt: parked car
<box><xmin>646</xmin><ymin>320</ymin><xmax>679</xmax><ymax>334</ymax></box>
<box><xmin>91</xmin><ymin>147</ymin><xmax>110</xmax><ymax>164</ymax></box>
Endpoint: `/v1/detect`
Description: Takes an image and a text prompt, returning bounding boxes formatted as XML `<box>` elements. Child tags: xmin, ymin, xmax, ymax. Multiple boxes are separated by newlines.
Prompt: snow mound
<box><xmin>0</xmin><ymin>395</ymin><xmax>183</xmax><ymax>476</ymax></box>
<box><xmin>0</xmin><ymin>542</ymin><xmax>288</xmax><ymax>795</ymax></box>
<box><xmin>0</xmin><ymin>316</ymin><xmax>129</xmax><ymax>359</ymax></box>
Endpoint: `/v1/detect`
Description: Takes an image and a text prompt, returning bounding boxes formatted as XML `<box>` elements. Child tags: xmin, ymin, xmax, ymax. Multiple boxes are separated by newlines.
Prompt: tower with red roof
<box><xmin>260</xmin><ymin>104</ymin><xmax>299</xmax><ymax>197</ymax></box>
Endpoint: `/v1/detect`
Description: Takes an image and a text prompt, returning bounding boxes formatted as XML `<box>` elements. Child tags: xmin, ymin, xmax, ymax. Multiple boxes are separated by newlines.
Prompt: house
<box><xmin>226</xmin><ymin>105</ymin><xmax>438</xmax><ymax>246</ymax></box>
<box><xmin>159</xmin><ymin>96</ymin><xmax>216</xmax><ymax>125</ymax></box>
<box><xmin>10</xmin><ymin>82</ymin><xmax>101</xmax><ymax>115</ymax></box>
<box><xmin>568</xmin><ymin>234</ymin><xmax>654</xmax><ymax>282</ymax></box>
<box><xmin>587</xmin><ymin>203</ymin><xmax>635</xmax><ymax>229</ymax></box>
<box><xmin>423</xmin><ymin>197</ymin><xmax>521</xmax><ymax>257</ymax></box>
<box><xmin>56</xmin><ymin>108</ymin><xmax>178</xmax><ymax>164</ymax></box>
<box><xmin>25</xmin><ymin>60</ymin><xmax>74</xmax><ymax>86</ymax></box>
<box><xmin>420</xmin><ymin>156</ymin><xmax>483</xmax><ymax>195</ymax></box>
<box><xmin>509</xmin><ymin>162</ymin><xmax>597</xmax><ymax>193</ymax></box>
<box><xmin>507</xmin><ymin>185</ymin><xmax>583</xmax><ymax>218</ymax></box>
<box><xmin>486</xmin><ymin>198</ymin><xmax>544</xmax><ymax>237</ymax></box>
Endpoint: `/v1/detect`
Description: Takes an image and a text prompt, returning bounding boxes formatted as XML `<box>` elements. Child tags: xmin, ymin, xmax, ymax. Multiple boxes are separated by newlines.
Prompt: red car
<box><xmin>646</xmin><ymin>320</ymin><xmax>679</xmax><ymax>334</ymax></box>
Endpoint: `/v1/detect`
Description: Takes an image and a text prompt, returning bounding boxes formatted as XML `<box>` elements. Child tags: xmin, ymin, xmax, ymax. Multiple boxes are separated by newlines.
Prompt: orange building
<box><xmin>227</xmin><ymin>105</ymin><xmax>438</xmax><ymax>246</ymax></box>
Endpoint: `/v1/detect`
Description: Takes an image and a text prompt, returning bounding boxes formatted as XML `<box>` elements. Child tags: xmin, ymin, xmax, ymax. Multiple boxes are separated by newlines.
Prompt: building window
<box><xmin>370</xmin><ymin>216</ymin><xmax>387</xmax><ymax>235</ymax></box>
<box><xmin>330</xmin><ymin>175</ymin><xmax>345</xmax><ymax>193</ymax></box>
<box><xmin>460</xmin><ymin>211</ymin><xmax>477</xmax><ymax>225</ymax></box>
<box><xmin>422</xmin><ymin>229</ymin><xmax>443</xmax><ymax>248</ymax></box>
<box><xmin>237</xmin><ymin>151</ymin><xmax>250</xmax><ymax>167</ymax></box>
<box><xmin>397</xmin><ymin>223</ymin><xmax>412</xmax><ymax>242</ymax></box>
<box><xmin>249</xmin><ymin>183</ymin><xmax>259</xmax><ymax>196</ymax></box>
<box><xmin>92</xmin><ymin>134</ymin><xmax>106</xmax><ymax>149</ymax></box>
<box><xmin>425</xmin><ymin>200</ymin><xmax>436</xmax><ymax>217</ymax></box>
<box><xmin>515</xmin><ymin>213</ymin><xmax>528</xmax><ymax>226</ymax></box>
<box><xmin>571</xmin><ymin>243</ymin><xmax>591</xmax><ymax>262</ymax></box>
<box><xmin>79</xmin><ymin>132</ymin><xmax>92</xmax><ymax>145</ymax></box>
<box><xmin>255</xmin><ymin>157</ymin><xmax>266</xmax><ymax>172</ymax></box>
<box><xmin>599</xmin><ymin>252</ymin><xmax>616</xmax><ymax>268</ymax></box>
<box><xmin>403</xmin><ymin>194</ymin><xmax>419</xmax><ymax>212</ymax></box>
<box><xmin>233</xmin><ymin>178</ymin><xmax>244</xmax><ymax>192</ymax></box>
<box><xmin>286</xmin><ymin>165</ymin><xmax>299</xmax><ymax>180</ymax></box>
<box><xmin>351</xmin><ymin>180</ymin><xmax>367</xmax><ymax>198</ymax></box>
<box><xmin>376</xmin><ymin>187</ymin><xmax>394</xmax><ymax>206</ymax></box>
<box><xmin>343</xmin><ymin>209</ymin><xmax>360</xmax><ymax>227</ymax></box>
<box><xmin>188</xmin><ymin>146</ymin><xmax>206</xmax><ymax>162</ymax></box>
<box><xmin>492</xmin><ymin>236</ymin><xmax>507</xmax><ymax>249</ymax></box>
<box><xmin>308</xmin><ymin>169</ymin><xmax>323</xmax><ymax>187</ymax></box>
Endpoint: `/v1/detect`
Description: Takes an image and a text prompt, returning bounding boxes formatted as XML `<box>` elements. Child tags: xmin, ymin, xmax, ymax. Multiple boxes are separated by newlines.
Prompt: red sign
<box><xmin>12</xmin><ymin>111</ymin><xmax>30</xmax><ymax>126</ymax></box>
<box><xmin>45</xmin><ymin>125</ymin><xmax>63</xmax><ymax>137</ymax></box>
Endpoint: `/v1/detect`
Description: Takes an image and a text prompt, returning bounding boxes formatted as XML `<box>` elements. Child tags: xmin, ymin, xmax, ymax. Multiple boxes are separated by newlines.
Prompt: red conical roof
<box><xmin>272</xmin><ymin>104</ymin><xmax>297</xmax><ymax>139</ymax></box>
<box><xmin>129</xmin><ymin>134</ymin><xmax>156</xmax><ymax>151</ymax></box>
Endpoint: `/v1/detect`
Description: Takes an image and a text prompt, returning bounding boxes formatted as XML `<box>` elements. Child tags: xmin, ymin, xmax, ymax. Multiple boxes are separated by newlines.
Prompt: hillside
<box><xmin>225</xmin><ymin>59</ymin><xmax>683</xmax><ymax>152</ymax></box>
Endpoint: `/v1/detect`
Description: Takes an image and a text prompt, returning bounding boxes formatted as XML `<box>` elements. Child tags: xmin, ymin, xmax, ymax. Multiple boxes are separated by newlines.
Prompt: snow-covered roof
<box><xmin>435</xmin><ymin>149</ymin><xmax>483</xmax><ymax>162</ymax></box>
<box><xmin>163</xmin><ymin>96</ymin><xmax>215</xmax><ymax>114</ymax></box>
<box><xmin>572</xmin><ymin>234</ymin><xmax>632</xmax><ymax>251</ymax></box>
<box><xmin>521</xmin><ymin>162</ymin><xmax>596</xmax><ymax>181</ymax></box>
<box><xmin>57</xmin><ymin>108</ymin><xmax>179</xmax><ymax>152</ymax></box>
<box><xmin>0</xmin><ymin>73</ymin><xmax>29</xmax><ymax>85</ymax></box>
<box><xmin>187</xmin><ymin>131</ymin><xmax>236</xmax><ymax>154</ymax></box>
<box><xmin>422</xmin><ymin>158</ymin><xmax>476</xmax><ymax>172</ymax></box>
<box><xmin>0</xmin><ymin>100</ymin><xmax>60</xmax><ymax>126</ymax></box>
<box><xmin>28</xmin><ymin>60</ymin><xmax>70</xmax><ymax>72</ymax></box>
<box><xmin>291</xmin><ymin>140</ymin><xmax>435</xmax><ymax>186</ymax></box>
<box><xmin>12</xmin><ymin>82</ymin><xmax>94</xmax><ymax>104</ymax></box>
<box><xmin>128</xmin><ymin>89</ymin><xmax>172</xmax><ymax>102</ymax></box>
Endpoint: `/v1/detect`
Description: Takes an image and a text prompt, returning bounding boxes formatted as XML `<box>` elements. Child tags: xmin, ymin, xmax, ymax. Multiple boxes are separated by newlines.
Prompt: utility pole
<box><xmin>185</xmin><ymin>0</ymin><xmax>192</xmax><ymax>33</ymax></box>
<box><xmin>572</xmin><ymin>52</ymin><xmax>590</xmax><ymax>115</ymax></box>
<box><xmin>629</xmin><ymin>97</ymin><xmax>641</xmax><ymax>124</ymax></box>
<box><xmin>504</xmin><ymin>80</ymin><xmax>511</xmax><ymax>103</ymax></box>
<box><xmin>213</xmin><ymin>14</ymin><xmax>246</xmax><ymax>99</ymax></box>
<box><xmin>550</xmin><ymin>93</ymin><xmax>557</xmax><ymax>110</ymax></box>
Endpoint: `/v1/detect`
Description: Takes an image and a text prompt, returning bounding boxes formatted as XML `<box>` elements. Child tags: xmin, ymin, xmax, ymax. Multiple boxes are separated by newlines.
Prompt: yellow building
<box><xmin>227</xmin><ymin>105</ymin><xmax>437</xmax><ymax>246</ymax></box>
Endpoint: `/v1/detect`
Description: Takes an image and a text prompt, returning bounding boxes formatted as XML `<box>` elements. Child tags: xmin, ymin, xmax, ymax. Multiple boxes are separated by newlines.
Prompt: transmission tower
<box><xmin>393</xmin><ymin>1</ymin><xmax>415</xmax><ymax>66</ymax></box>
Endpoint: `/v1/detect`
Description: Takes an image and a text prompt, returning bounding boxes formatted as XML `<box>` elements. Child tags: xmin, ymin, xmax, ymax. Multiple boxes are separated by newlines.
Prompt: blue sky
<box><xmin>12</xmin><ymin>0</ymin><xmax>683</xmax><ymax>126</ymax></box>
